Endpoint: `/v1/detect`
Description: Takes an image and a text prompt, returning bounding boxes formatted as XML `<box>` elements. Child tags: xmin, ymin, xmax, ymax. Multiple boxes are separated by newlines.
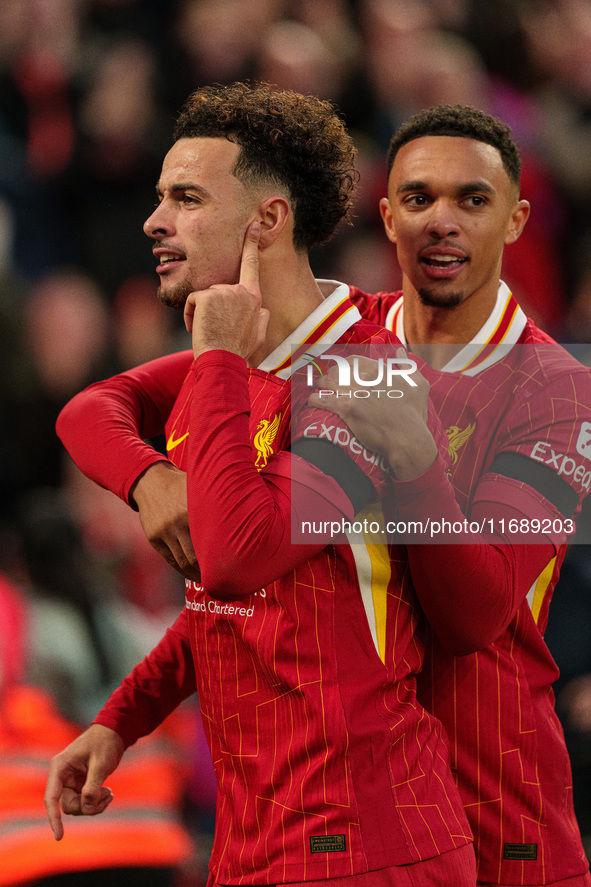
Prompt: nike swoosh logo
<box><xmin>167</xmin><ymin>431</ymin><xmax>189</xmax><ymax>451</ymax></box>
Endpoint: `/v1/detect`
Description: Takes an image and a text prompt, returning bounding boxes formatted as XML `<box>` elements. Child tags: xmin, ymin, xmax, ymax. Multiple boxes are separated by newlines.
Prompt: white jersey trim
<box><xmin>385</xmin><ymin>281</ymin><xmax>527</xmax><ymax>375</ymax></box>
<box><xmin>258</xmin><ymin>280</ymin><xmax>362</xmax><ymax>379</ymax></box>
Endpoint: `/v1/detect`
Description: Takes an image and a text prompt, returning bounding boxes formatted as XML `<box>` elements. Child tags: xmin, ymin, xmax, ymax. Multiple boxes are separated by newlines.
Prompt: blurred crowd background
<box><xmin>1</xmin><ymin>0</ymin><xmax>591</xmax><ymax>884</ymax></box>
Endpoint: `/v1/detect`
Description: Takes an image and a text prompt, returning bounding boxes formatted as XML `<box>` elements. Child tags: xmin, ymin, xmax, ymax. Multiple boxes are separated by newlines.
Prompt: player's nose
<box><xmin>425</xmin><ymin>200</ymin><xmax>460</xmax><ymax>239</ymax></box>
<box><xmin>144</xmin><ymin>202</ymin><xmax>174</xmax><ymax>240</ymax></box>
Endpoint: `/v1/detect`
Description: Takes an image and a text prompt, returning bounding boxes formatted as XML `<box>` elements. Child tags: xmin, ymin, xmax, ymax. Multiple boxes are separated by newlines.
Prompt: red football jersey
<box><xmin>87</xmin><ymin>286</ymin><xmax>472</xmax><ymax>885</ymax></box>
<box><xmin>350</xmin><ymin>282</ymin><xmax>591</xmax><ymax>886</ymax></box>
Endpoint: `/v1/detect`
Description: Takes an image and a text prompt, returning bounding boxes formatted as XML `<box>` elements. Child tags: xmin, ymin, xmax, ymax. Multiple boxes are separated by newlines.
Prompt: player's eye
<box><xmin>404</xmin><ymin>194</ymin><xmax>430</xmax><ymax>207</ymax></box>
<box><xmin>464</xmin><ymin>195</ymin><xmax>486</xmax><ymax>207</ymax></box>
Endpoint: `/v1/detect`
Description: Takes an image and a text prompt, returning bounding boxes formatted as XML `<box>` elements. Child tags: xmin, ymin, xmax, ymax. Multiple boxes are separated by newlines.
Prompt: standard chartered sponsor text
<box><xmin>184</xmin><ymin>582</ymin><xmax>266</xmax><ymax>618</ymax></box>
<box><xmin>185</xmin><ymin>595</ymin><xmax>255</xmax><ymax>617</ymax></box>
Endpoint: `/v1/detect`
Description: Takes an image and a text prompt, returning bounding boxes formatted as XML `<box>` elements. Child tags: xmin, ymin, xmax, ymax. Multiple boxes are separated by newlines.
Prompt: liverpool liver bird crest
<box><xmin>254</xmin><ymin>413</ymin><xmax>282</xmax><ymax>468</ymax></box>
<box><xmin>445</xmin><ymin>422</ymin><xmax>476</xmax><ymax>464</ymax></box>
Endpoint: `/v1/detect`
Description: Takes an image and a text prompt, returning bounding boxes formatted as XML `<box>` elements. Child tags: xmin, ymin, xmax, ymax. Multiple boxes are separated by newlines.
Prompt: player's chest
<box><xmin>426</xmin><ymin>369</ymin><xmax>513</xmax><ymax>510</ymax></box>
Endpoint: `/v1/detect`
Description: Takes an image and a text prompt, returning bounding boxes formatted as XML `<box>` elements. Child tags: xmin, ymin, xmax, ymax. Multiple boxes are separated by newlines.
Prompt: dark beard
<box><xmin>418</xmin><ymin>287</ymin><xmax>464</xmax><ymax>309</ymax></box>
<box><xmin>157</xmin><ymin>279</ymin><xmax>193</xmax><ymax>310</ymax></box>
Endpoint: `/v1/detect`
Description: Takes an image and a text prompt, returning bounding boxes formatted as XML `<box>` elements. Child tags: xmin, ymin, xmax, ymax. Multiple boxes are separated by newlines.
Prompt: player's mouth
<box><xmin>420</xmin><ymin>248</ymin><xmax>468</xmax><ymax>278</ymax></box>
<box><xmin>154</xmin><ymin>249</ymin><xmax>187</xmax><ymax>274</ymax></box>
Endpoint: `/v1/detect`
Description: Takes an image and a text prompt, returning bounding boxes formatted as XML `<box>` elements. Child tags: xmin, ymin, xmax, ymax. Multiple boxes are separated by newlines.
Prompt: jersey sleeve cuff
<box><xmin>92</xmin><ymin>714</ymin><xmax>138</xmax><ymax>750</ymax></box>
<box><xmin>389</xmin><ymin>455</ymin><xmax>451</xmax><ymax>504</ymax></box>
<box><xmin>192</xmin><ymin>350</ymin><xmax>248</xmax><ymax>377</ymax></box>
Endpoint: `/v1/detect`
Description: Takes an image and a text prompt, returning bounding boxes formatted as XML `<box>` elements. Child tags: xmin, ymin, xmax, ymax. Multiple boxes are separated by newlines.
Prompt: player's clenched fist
<box><xmin>184</xmin><ymin>221</ymin><xmax>270</xmax><ymax>361</ymax></box>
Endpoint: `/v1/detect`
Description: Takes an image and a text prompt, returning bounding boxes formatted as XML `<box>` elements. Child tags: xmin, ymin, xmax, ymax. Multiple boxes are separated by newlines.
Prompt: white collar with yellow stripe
<box><xmin>384</xmin><ymin>280</ymin><xmax>527</xmax><ymax>376</ymax></box>
<box><xmin>258</xmin><ymin>280</ymin><xmax>361</xmax><ymax>380</ymax></box>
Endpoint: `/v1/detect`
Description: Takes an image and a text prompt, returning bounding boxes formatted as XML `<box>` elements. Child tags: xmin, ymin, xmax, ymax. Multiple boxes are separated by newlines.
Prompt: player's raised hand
<box><xmin>44</xmin><ymin>724</ymin><xmax>124</xmax><ymax>840</ymax></box>
<box><xmin>184</xmin><ymin>221</ymin><xmax>270</xmax><ymax>361</ymax></box>
<box><xmin>308</xmin><ymin>348</ymin><xmax>438</xmax><ymax>480</ymax></box>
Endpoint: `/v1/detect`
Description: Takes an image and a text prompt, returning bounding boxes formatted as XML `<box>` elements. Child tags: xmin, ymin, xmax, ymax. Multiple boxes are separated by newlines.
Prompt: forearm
<box><xmin>392</xmin><ymin>458</ymin><xmax>556</xmax><ymax>655</ymax></box>
<box><xmin>93</xmin><ymin>611</ymin><xmax>196</xmax><ymax>747</ymax></box>
<box><xmin>56</xmin><ymin>351</ymin><xmax>193</xmax><ymax>503</ymax></box>
<box><xmin>187</xmin><ymin>352</ymin><xmax>355</xmax><ymax>600</ymax></box>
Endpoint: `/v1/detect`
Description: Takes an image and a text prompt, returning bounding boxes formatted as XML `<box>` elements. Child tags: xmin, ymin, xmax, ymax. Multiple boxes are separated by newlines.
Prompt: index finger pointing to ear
<box><xmin>240</xmin><ymin>221</ymin><xmax>261</xmax><ymax>295</ymax></box>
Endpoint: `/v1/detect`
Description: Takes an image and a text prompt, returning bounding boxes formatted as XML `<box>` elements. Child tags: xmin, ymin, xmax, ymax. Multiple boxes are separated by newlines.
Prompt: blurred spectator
<box><xmin>255</xmin><ymin>0</ymin><xmax>359</xmax><ymax>102</ymax></box>
<box><xmin>112</xmin><ymin>274</ymin><xmax>177</xmax><ymax>369</ymax></box>
<box><xmin>63</xmin><ymin>459</ymin><xmax>181</xmax><ymax>623</ymax></box>
<box><xmin>61</xmin><ymin>35</ymin><xmax>170</xmax><ymax>295</ymax></box>
<box><xmin>162</xmin><ymin>0</ymin><xmax>284</xmax><ymax>112</ymax></box>
<box><xmin>0</xmin><ymin>566</ymin><xmax>201</xmax><ymax>887</ymax></box>
<box><xmin>0</xmin><ymin>0</ymin><xmax>81</xmax><ymax>277</ymax></box>
<box><xmin>461</xmin><ymin>0</ymin><xmax>533</xmax><ymax>92</ymax></box>
<box><xmin>1</xmin><ymin>0</ymin><xmax>591</xmax><ymax>872</ymax></box>
<box><xmin>0</xmin><ymin>269</ymin><xmax>111</xmax><ymax>518</ymax></box>
<box><xmin>502</xmin><ymin>152</ymin><xmax>568</xmax><ymax>333</ymax></box>
<box><xmin>255</xmin><ymin>20</ymin><xmax>346</xmax><ymax>101</ymax></box>
<box><xmin>521</xmin><ymin>0</ymin><xmax>591</xmax><ymax>301</ymax></box>
<box><xmin>566</xmin><ymin>257</ymin><xmax>591</xmax><ymax>344</ymax></box>
<box><xmin>360</xmin><ymin>0</ymin><xmax>436</xmax><ymax>146</ymax></box>
<box><xmin>545</xmin><ymin>542</ymin><xmax>591</xmax><ymax>856</ymax></box>
<box><xmin>0</xmin><ymin>197</ymin><xmax>26</xmax><ymax>522</ymax></box>
<box><xmin>26</xmin><ymin>269</ymin><xmax>110</xmax><ymax>401</ymax></box>
<box><xmin>13</xmin><ymin>485</ymin><xmax>159</xmax><ymax>721</ymax></box>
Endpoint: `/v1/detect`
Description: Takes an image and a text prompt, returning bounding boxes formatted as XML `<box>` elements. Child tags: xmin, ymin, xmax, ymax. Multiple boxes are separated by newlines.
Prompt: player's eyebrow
<box><xmin>396</xmin><ymin>179</ymin><xmax>429</xmax><ymax>194</ymax></box>
<box><xmin>457</xmin><ymin>180</ymin><xmax>495</xmax><ymax>195</ymax></box>
<box><xmin>154</xmin><ymin>182</ymin><xmax>211</xmax><ymax>199</ymax></box>
<box><xmin>396</xmin><ymin>179</ymin><xmax>496</xmax><ymax>195</ymax></box>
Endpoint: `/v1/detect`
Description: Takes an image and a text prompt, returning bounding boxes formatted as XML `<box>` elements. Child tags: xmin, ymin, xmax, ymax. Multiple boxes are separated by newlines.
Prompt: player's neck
<box><xmin>248</xmin><ymin>251</ymin><xmax>324</xmax><ymax>368</ymax></box>
<box><xmin>401</xmin><ymin>278</ymin><xmax>498</xmax><ymax>370</ymax></box>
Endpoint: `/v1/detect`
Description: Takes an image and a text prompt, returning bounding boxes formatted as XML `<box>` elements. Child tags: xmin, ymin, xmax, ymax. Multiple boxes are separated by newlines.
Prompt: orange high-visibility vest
<box><xmin>0</xmin><ymin>685</ymin><xmax>193</xmax><ymax>886</ymax></box>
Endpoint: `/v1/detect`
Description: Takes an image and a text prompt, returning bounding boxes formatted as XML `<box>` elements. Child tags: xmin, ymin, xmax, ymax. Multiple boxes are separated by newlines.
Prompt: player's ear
<box><xmin>256</xmin><ymin>196</ymin><xmax>291</xmax><ymax>249</ymax></box>
<box><xmin>379</xmin><ymin>197</ymin><xmax>397</xmax><ymax>245</ymax></box>
<box><xmin>505</xmin><ymin>198</ymin><xmax>530</xmax><ymax>245</ymax></box>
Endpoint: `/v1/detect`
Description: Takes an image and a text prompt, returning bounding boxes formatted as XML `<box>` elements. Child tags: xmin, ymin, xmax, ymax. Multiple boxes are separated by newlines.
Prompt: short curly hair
<box><xmin>173</xmin><ymin>82</ymin><xmax>358</xmax><ymax>251</ymax></box>
<box><xmin>387</xmin><ymin>105</ymin><xmax>521</xmax><ymax>188</ymax></box>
